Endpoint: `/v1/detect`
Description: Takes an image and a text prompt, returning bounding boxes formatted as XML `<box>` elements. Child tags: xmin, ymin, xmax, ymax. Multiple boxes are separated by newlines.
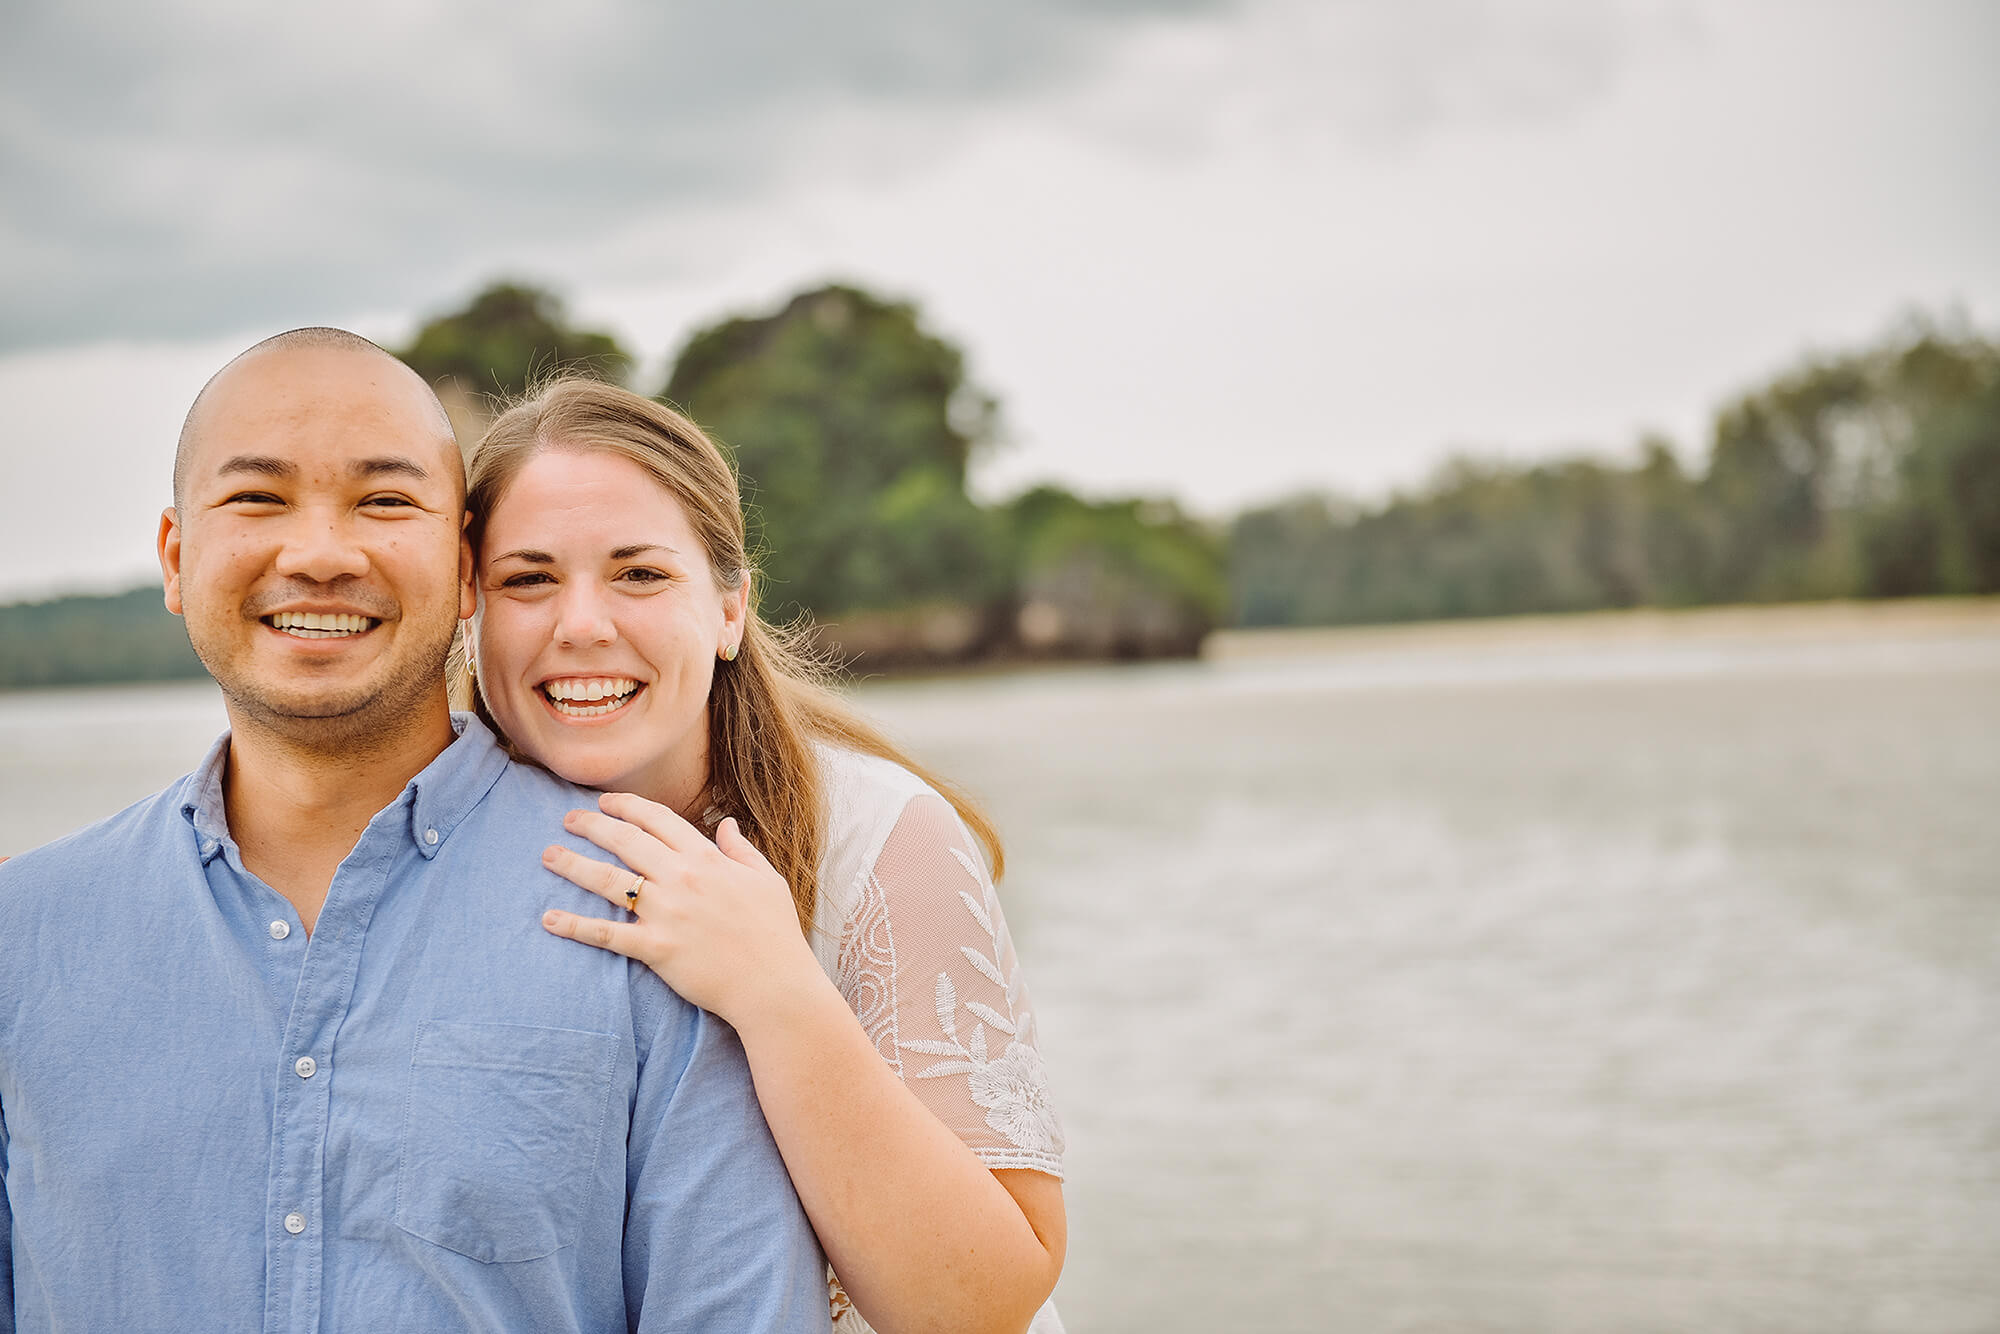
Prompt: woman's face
<box><xmin>475</xmin><ymin>448</ymin><xmax>747</xmax><ymax>806</ymax></box>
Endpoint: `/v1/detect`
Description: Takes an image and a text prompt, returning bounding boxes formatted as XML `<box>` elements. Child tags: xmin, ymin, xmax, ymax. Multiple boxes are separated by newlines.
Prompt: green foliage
<box><xmin>1008</xmin><ymin>488</ymin><xmax>1224</xmax><ymax>644</ymax></box>
<box><xmin>662</xmin><ymin>285</ymin><xmax>1000</xmax><ymax>618</ymax></box>
<box><xmin>659</xmin><ymin>284</ymin><xmax>1224</xmax><ymax>651</ymax></box>
<box><xmin>400</xmin><ymin>282</ymin><xmax>632</xmax><ymax>402</ymax></box>
<box><xmin>1233</xmin><ymin>318</ymin><xmax>2000</xmax><ymax>627</ymax></box>
<box><xmin>0</xmin><ymin>587</ymin><xmax>204</xmax><ymax>689</ymax></box>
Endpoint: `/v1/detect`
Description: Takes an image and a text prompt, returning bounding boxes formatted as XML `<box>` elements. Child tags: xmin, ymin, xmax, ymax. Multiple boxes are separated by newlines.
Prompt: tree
<box><xmin>400</xmin><ymin>282</ymin><xmax>632</xmax><ymax>403</ymax></box>
<box><xmin>661</xmin><ymin>284</ymin><xmax>1002</xmax><ymax>618</ymax></box>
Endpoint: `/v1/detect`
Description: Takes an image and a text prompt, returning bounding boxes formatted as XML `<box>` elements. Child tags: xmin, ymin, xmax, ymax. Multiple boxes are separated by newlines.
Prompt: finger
<box><xmin>597</xmin><ymin>790</ymin><xmax>703</xmax><ymax>853</ymax></box>
<box><xmin>716</xmin><ymin>817</ymin><xmax>775</xmax><ymax>872</ymax></box>
<box><xmin>541</xmin><ymin>908</ymin><xmax>654</xmax><ymax>961</ymax></box>
<box><xmin>563</xmin><ymin>808</ymin><xmax>681</xmax><ymax>878</ymax></box>
<box><xmin>543</xmin><ymin>843</ymin><xmax>647</xmax><ymax>910</ymax></box>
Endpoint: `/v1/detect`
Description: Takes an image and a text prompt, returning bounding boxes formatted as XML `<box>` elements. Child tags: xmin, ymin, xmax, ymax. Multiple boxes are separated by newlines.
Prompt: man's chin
<box><xmin>219</xmin><ymin>675</ymin><xmax>446</xmax><ymax>742</ymax></box>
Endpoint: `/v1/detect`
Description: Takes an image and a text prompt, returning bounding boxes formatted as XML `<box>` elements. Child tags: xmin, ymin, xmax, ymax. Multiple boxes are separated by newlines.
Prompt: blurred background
<box><xmin>3</xmin><ymin>1</ymin><xmax>1998</xmax><ymax>1329</ymax></box>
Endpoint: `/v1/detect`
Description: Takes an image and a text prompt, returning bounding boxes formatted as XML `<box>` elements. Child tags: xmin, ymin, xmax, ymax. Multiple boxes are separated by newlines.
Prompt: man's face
<box><xmin>160</xmin><ymin>345</ymin><xmax>474</xmax><ymax>743</ymax></box>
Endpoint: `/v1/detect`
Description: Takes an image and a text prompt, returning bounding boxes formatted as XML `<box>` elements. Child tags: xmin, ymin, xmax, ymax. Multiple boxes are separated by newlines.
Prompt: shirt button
<box><xmin>269</xmin><ymin>920</ymin><xmax>291</xmax><ymax>941</ymax></box>
<box><xmin>294</xmin><ymin>1056</ymin><xmax>317</xmax><ymax>1079</ymax></box>
<box><xmin>424</xmin><ymin>827</ymin><xmax>439</xmax><ymax>845</ymax></box>
<box><xmin>284</xmin><ymin>1213</ymin><xmax>306</xmax><ymax>1235</ymax></box>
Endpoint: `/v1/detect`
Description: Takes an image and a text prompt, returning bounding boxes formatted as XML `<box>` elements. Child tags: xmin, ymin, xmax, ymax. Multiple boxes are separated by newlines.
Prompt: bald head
<box><xmin>174</xmin><ymin>327</ymin><xmax>461</xmax><ymax>510</ymax></box>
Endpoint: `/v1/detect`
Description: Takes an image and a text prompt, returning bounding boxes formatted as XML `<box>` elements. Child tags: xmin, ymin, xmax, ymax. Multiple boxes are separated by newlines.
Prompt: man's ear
<box><xmin>458</xmin><ymin>523</ymin><xmax>477</xmax><ymax>622</ymax></box>
<box><xmin>158</xmin><ymin>507</ymin><xmax>185</xmax><ymax>617</ymax></box>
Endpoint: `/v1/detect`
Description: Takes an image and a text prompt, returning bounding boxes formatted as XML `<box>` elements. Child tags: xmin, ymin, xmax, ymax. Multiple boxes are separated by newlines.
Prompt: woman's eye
<box><xmin>619</xmin><ymin>567</ymin><xmax>670</xmax><ymax>585</ymax></box>
<box><xmin>501</xmin><ymin>571</ymin><xmax>554</xmax><ymax>588</ymax></box>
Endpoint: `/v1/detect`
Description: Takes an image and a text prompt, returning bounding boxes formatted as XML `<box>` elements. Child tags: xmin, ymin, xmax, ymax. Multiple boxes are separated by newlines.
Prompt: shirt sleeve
<box><xmin>622</xmin><ymin>979</ymin><xmax>830</xmax><ymax>1332</ymax></box>
<box><xmin>838</xmin><ymin>793</ymin><xmax>1065</xmax><ymax>1177</ymax></box>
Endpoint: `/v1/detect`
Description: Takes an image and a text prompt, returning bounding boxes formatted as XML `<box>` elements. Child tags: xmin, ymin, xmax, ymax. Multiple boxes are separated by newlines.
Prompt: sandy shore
<box><xmin>1205</xmin><ymin>596</ymin><xmax>2000</xmax><ymax>661</ymax></box>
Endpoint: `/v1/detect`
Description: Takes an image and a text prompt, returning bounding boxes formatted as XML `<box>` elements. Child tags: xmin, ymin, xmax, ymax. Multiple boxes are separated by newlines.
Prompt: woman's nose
<box><xmin>553</xmin><ymin>586</ymin><xmax>616</xmax><ymax>647</ymax></box>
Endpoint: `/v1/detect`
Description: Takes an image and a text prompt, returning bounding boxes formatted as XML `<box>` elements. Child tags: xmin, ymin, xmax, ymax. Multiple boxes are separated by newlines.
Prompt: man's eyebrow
<box><xmin>215</xmin><ymin>455</ymin><xmax>297</xmax><ymax>480</ymax></box>
<box><xmin>350</xmin><ymin>456</ymin><xmax>431</xmax><ymax>481</ymax></box>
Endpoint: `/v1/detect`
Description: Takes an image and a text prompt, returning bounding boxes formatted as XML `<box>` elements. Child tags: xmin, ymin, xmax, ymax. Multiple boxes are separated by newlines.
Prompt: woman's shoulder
<box><xmin>813</xmin><ymin>741</ymin><xmax>936</xmax><ymax>816</ymax></box>
<box><xmin>811</xmin><ymin>742</ymin><xmax>957</xmax><ymax>921</ymax></box>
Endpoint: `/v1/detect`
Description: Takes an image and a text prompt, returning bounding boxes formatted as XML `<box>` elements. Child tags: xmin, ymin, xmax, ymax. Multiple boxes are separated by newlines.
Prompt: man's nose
<box><xmin>553</xmin><ymin>585</ymin><xmax>617</xmax><ymax>648</ymax></box>
<box><xmin>274</xmin><ymin>512</ymin><xmax>371</xmax><ymax>584</ymax></box>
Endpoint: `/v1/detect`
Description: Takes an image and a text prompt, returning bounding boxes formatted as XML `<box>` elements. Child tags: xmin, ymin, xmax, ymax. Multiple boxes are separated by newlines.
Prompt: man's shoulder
<box><xmin>0</xmin><ymin>776</ymin><xmax>193</xmax><ymax>890</ymax></box>
<box><xmin>444</xmin><ymin>756</ymin><xmax>701</xmax><ymax>1029</ymax></box>
<box><xmin>454</xmin><ymin>754</ymin><xmax>600</xmax><ymax>851</ymax></box>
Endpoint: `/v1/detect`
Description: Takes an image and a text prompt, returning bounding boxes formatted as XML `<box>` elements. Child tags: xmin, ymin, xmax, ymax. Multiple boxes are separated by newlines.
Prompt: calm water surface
<box><xmin>3</xmin><ymin>616</ymin><xmax>1997</xmax><ymax>1332</ymax></box>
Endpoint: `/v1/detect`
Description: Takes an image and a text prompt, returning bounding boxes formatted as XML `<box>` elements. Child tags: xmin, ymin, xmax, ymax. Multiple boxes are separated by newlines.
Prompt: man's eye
<box><xmin>363</xmin><ymin>494</ymin><xmax>416</xmax><ymax>508</ymax></box>
<box><xmin>225</xmin><ymin>492</ymin><xmax>282</xmax><ymax>505</ymax></box>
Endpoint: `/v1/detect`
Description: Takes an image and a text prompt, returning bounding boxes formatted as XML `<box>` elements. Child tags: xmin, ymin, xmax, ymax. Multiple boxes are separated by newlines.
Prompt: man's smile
<box><xmin>262</xmin><ymin>610</ymin><xmax>382</xmax><ymax>639</ymax></box>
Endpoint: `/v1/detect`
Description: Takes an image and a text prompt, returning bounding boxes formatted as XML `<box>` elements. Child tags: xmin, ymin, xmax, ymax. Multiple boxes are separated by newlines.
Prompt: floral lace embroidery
<box><xmin>835</xmin><ymin>867</ymin><xmax>902</xmax><ymax>1073</ymax></box>
<box><xmin>895</xmin><ymin>848</ymin><xmax>1062</xmax><ymax>1154</ymax></box>
<box><xmin>829</xmin><ymin>1269</ymin><xmax>859</xmax><ymax>1328</ymax></box>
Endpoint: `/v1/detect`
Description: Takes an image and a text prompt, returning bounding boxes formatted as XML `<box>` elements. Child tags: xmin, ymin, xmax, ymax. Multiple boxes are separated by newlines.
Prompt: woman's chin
<box><xmin>539</xmin><ymin>750</ymin><xmax>638</xmax><ymax>794</ymax></box>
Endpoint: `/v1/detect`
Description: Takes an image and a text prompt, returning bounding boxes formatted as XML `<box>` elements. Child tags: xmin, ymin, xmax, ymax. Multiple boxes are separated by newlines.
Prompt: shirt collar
<box><xmin>406</xmin><ymin>713</ymin><xmax>512</xmax><ymax>859</ymax></box>
<box><xmin>179</xmin><ymin>731</ymin><xmax>234</xmax><ymax>864</ymax></box>
<box><xmin>178</xmin><ymin>713</ymin><xmax>513</xmax><ymax>863</ymax></box>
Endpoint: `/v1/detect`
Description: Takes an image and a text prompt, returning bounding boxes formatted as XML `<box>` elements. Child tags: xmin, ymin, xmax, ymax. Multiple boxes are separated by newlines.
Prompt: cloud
<box><xmin>0</xmin><ymin>0</ymin><xmax>1683</xmax><ymax>352</ymax></box>
<box><xmin>1</xmin><ymin>0</ymin><xmax>1241</xmax><ymax>349</ymax></box>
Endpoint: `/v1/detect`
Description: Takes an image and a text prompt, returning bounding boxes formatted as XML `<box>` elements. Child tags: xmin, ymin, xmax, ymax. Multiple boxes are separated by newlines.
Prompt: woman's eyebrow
<box><xmin>611</xmin><ymin>544</ymin><xmax>674</xmax><ymax>560</ymax></box>
<box><xmin>489</xmin><ymin>549</ymin><xmax>555</xmax><ymax>564</ymax></box>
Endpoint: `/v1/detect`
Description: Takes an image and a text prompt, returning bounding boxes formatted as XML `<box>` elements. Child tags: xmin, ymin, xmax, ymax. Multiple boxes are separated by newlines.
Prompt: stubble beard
<box><xmin>195</xmin><ymin>598</ymin><xmax>463</xmax><ymax>758</ymax></box>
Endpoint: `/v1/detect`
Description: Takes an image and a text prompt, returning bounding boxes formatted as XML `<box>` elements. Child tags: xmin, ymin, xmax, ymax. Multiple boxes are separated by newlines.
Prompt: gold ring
<box><xmin>624</xmin><ymin>872</ymin><xmax>644</xmax><ymax>912</ymax></box>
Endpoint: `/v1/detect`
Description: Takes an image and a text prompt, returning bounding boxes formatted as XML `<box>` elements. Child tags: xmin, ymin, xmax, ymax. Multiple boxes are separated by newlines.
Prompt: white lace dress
<box><xmin>811</xmin><ymin>745</ymin><xmax>1067</xmax><ymax>1334</ymax></box>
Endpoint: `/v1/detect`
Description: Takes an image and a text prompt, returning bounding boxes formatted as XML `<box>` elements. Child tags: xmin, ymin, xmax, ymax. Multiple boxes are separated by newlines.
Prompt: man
<box><xmin>0</xmin><ymin>330</ymin><xmax>829</xmax><ymax>1331</ymax></box>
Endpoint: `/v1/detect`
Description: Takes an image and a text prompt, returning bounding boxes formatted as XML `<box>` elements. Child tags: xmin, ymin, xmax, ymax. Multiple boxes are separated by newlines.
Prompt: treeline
<box><xmin>401</xmin><ymin>282</ymin><xmax>1222</xmax><ymax>663</ymax></box>
<box><xmin>2</xmin><ymin>290</ymin><xmax>1994</xmax><ymax>690</ymax></box>
<box><xmin>1232</xmin><ymin>318</ymin><xmax>2000</xmax><ymax>625</ymax></box>
<box><xmin>0</xmin><ymin>587</ymin><xmax>204</xmax><ymax>689</ymax></box>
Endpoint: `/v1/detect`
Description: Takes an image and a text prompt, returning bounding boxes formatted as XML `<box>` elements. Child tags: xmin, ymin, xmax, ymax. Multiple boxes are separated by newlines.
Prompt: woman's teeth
<box><xmin>542</xmin><ymin>677</ymin><xmax>641</xmax><ymax>717</ymax></box>
<box><xmin>268</xmin><ymin>611</ymin><xmax>376</xmax><ymax>638</ymax></box>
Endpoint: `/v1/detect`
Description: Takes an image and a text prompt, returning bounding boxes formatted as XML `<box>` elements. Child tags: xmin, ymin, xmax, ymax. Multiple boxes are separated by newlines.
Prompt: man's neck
<box><xmin>221</xmin><ymin>700</ymin><xmax>458</xmax><ymax>935</ymax></box>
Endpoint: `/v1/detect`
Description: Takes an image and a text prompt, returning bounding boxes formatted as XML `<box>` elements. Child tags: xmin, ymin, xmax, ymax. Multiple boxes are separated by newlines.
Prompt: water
<box><xmin>4</xmin><ymin>609</ymin><xmax>1998</xmax><ymax>1332</ymax></box>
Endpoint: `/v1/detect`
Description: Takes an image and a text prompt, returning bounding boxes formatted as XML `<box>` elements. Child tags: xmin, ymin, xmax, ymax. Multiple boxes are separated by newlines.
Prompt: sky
<box><xmin>1</xmin><ymin>0</ymin><xmax>1995</xmax><ymax>601</ymax></box>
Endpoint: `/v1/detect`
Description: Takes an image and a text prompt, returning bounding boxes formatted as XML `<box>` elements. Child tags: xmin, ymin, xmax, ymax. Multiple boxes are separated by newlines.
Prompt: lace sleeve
<box><xmin>833</xmin><ymin>792</ymin><xmax>1065</xmax><ymax>1177</ymax></box>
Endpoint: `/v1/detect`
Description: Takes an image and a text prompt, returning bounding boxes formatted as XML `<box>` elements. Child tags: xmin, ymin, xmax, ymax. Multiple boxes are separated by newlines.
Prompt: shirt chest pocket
<box><xmin>395</xmin><ymin>1020</ymin><xmax>622</xmax><ymax>1264</ymax></box>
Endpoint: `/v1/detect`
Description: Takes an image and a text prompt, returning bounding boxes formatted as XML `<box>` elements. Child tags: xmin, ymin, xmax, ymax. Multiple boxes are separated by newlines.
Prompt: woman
<box><xmin>461</xmin><ymin>378</ymin><xmax>1067</xmax><ymax>1334</ymax></box>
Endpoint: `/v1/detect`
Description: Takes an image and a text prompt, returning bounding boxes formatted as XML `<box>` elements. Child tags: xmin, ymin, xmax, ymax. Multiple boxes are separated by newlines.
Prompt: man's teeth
<box><xmin>543</xmin><ymin>677</ymin><xmax>640</xmax><ymax>716</ymax></box>
<box><xmin>269</xmin><ymin>611</ymin><xmax>376</xmax><ymax>638</ymax></box>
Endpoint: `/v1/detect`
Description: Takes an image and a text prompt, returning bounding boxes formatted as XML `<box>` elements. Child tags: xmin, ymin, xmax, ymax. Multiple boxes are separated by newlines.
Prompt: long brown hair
<box><xmin>460</xmin><ymin>377</ymin><xmax>1003</xmax><ymax>935</ymax></box>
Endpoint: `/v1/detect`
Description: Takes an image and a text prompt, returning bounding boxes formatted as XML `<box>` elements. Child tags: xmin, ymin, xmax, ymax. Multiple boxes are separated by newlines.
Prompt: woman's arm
<box><xmin>542</xmin><ymin>792</ymin><xmax>1065</xmax><ymax>1334</ymax></box>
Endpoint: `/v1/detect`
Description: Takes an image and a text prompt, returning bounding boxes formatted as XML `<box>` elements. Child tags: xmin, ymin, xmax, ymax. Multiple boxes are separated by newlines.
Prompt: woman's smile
<box><xmin>538</xmin><ymin>675</ymin><xmax>645</xmax><ymax>720</ymax></box>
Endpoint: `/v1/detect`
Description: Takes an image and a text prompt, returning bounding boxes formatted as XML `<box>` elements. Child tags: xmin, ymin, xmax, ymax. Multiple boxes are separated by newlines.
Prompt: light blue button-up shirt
<box><xmin>0</xmin><ymin>716</ymin><xmax>828</xmax><ymax>1333</ymax></box>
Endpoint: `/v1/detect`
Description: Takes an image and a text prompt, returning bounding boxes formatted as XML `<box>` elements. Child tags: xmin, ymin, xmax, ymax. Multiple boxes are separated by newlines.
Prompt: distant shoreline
<box><xmin>1206</xmin><ymin>596</ymin><xmax>2000</xmax><ymax>662</ymax></box>
<box><xmin>5</xmin><ymin>595</ymin><xmax>1998</xmax><ymax>694</ymax></box>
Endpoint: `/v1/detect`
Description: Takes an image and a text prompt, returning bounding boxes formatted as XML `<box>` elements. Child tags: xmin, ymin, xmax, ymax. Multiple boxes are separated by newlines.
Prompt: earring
<box><xmin>719</xmin><ymin>642</ymin><xmax>738</xmax><ymax>662</ymax></box>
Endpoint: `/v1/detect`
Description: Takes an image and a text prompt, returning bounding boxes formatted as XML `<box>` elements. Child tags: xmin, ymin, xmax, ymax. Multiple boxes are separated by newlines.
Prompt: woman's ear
<box><xmin>723</xmin><ymin>569</ymin><xmax>750</xmax><ymax>646</ymax></box>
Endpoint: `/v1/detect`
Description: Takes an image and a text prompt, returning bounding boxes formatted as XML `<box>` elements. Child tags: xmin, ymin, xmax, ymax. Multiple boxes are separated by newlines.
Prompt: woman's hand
<box><xmin>539</xmin><ymin>791</ymin><xmax>826</xmax><ymax>1028</ymax></box>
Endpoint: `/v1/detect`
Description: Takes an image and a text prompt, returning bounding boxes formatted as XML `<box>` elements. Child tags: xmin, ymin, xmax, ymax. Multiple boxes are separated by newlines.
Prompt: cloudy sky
<box><xmin>2</xmin><ymin>0</ymin><xmax>1995</xmax><ymax>600</ymax></box>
